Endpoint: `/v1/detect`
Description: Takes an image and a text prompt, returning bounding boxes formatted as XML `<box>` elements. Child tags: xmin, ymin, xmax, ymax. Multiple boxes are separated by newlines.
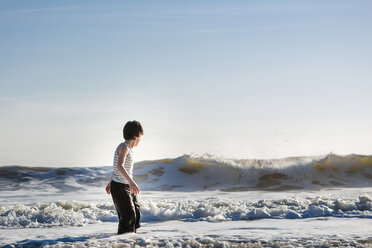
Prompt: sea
<box><xmin>1</xmin><ymin>153</ymin><xmax>372</xmax><ymax>247</ymax></box>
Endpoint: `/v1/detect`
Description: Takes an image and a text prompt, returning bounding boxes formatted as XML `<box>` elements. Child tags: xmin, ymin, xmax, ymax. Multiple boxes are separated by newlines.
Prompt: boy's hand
<box><xmin>129</xmin><ymin>181</ymin><xmax>140</xmax><ymax>195</ymax></box>
<box><xmin>105</xmin><ymin>182</ymin><xmax>111</xmax><ymax>194</ymax></box>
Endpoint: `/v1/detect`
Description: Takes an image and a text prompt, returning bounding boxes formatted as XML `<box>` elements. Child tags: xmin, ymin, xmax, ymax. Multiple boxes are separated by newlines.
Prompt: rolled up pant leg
<box><xmin>110</xmin><ymin>180</ymin><xmax>140</xmax><ymax>234</ymax></box>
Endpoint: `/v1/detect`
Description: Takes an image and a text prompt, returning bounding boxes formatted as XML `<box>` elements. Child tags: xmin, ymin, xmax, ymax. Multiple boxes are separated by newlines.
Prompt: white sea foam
<box><xmin>1</xmin><ymin>194</ymin><xmax>371</xmax><ymax>229</ymax></box>
<box><xmin>2</xmin><ymin>218</ymin><xmax>372</xmax><ymax>248</ymax></box>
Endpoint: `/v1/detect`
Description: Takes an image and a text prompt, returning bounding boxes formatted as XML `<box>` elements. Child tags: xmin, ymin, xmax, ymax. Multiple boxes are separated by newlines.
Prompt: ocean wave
<box><xmin>1</xmin><ymin>194</ymin><xmax>371</xmax><ymax>229</ymax></box>
<box><xmin>134</xmin><ymin>153</ymin><xmax>372</xmax><ymax>191</ymax></box>
<box><xmin>1</xmin><ymin>153</ymin><xmax>372</xmax><ymax>192</ymax></box>
<box><xmin>0</xmin><ymin>165</ymin><xmax>110</xmax><ymax>192</ymax></box>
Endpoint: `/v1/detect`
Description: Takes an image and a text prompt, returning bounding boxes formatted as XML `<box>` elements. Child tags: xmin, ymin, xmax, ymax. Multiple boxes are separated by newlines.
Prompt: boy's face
<box><xmin>134</xmin><ymin>133</ymin><xmax>142</xmax><ymax>147</ymax></box>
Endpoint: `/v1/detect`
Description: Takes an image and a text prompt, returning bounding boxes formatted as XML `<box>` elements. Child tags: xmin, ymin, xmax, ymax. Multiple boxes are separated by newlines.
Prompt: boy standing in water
<box><xmin>105</xmin><ymin>120</ymin><xmax>143</xmax><ymax>234</ymax></box>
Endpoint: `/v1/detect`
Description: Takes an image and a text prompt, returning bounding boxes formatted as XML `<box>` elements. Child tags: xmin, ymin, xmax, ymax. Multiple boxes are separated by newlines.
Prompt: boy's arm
<box><xmin>117</xmin><ymin>144</ymin><xmax>140</xmax><ymax>195</ymax></box>
<box><xmin>105</xmin><ymin>171</ymin><xmax>114</xmax><ymax>194</ymax></box>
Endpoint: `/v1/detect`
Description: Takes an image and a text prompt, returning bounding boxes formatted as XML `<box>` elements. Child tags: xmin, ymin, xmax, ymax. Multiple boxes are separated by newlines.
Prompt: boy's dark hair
<box><xmin>123</xmin><ymin>120</ymin><xmax>144</xmax><ymax>140</ymax></box>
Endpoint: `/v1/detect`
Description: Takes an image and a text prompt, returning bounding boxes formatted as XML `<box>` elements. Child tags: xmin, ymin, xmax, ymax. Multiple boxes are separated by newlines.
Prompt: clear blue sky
<box><xmin>1</xmin><ymin>0</ymin><xmax>371</xmax><ymax>166</ymax></box>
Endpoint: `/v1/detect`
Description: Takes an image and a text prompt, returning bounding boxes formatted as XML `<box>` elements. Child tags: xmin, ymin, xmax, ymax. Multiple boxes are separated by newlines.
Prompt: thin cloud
<box><xmin>180</xmin><ymin>26</ymin><xmax>287</xmax><ymax>34</ymax></box>
<box><xmin>0</xmin><ymin>4</ymin><xmax>141</xmax><ymax>16</ymax></box>
<box><xmin>1</xmin><ymin>3</ymin><xmax>363</xmax><ymax>19</ymax></box>
<box><xmin>0</xmin><ymin>6</ymin><xmax>80</xmax><ymax>15</ymax></box>
<box><xmin>164</xmin><ymin>3</ymin><xmax>362</xmax><ymax>17</ymax></box>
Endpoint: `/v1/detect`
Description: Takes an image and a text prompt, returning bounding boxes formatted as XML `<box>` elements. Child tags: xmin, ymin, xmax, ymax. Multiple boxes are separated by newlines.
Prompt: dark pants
<box><xmin>110</xmin><ymin>180</ymin><xmax>141</xmax><ymax>234</ymax></box>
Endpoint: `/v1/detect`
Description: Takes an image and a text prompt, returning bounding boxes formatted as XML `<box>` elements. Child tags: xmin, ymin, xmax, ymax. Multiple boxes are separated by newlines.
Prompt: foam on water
<box><xmin>2</xmin><ymin>219</ymin><xmax>372</xmax><ymax>248</ymax></box>
<box><xmin>1</xmin><ymin>194</ymin><xmax>371</xmax><ymax>229</ymax></box>
<box><xmin>9</xmin><ymin>236</ymin><xmax>372</xmax><ymax>248</ymax></box>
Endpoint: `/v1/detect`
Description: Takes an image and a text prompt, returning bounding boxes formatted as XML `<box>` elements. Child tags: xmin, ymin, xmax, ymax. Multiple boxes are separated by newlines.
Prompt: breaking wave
<box><xmin>1</xmin><ymin>153</ymin><xmax>371</xmax><ymax>192</ymax></box>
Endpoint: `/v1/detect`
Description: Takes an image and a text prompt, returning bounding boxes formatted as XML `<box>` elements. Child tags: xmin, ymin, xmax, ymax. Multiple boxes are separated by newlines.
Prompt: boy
<box><xmin>105</xmin><ymin>120</ymin><xmax>143</xmax><ymax>234</ymax></box>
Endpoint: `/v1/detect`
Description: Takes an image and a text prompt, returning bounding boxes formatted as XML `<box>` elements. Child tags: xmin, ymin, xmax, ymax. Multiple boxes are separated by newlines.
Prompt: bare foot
<box><xmin>134</xmin><ymin>229</ymin><xmax>137</xmax><ymax>233</ymax></box>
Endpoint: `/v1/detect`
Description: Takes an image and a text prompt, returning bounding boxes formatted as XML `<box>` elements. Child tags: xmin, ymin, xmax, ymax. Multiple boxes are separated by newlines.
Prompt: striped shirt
<box><xmin>112</xmin><ymin>142</ymin><xmax>134</xmax><ymax>184</ymax></box>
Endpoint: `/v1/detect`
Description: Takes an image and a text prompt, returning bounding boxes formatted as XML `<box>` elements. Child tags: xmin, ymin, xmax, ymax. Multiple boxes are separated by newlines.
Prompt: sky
<box><xmin>0</xmin><ymin>0</ymin><xmax>371</xmax><ymax>166</ymax></box>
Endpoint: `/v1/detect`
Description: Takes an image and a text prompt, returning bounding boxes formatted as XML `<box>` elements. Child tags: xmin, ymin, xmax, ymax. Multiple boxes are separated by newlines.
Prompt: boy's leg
<box><xmin>110</xmin><ymin>181</ymin><xmax>137</xmax><ymax>234</ymax></box>
<box><xmin>132</xmin><ymin>194</ymin><xmax>141</xmax><ymax>230</ymax></box>
<box><xmin>110</xmin><ymin>182</ymin><xmax>121</xmax><ymax>220</ymax></box>
<box><xmin>110</xmin><ymin>181</ymin><xmax>123</xmax><ymax>233</ymax></box>
<box><xmin>111</xmin><ymin>196</ymin><xmax>122</xmax><ymax>232</ymax></box>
